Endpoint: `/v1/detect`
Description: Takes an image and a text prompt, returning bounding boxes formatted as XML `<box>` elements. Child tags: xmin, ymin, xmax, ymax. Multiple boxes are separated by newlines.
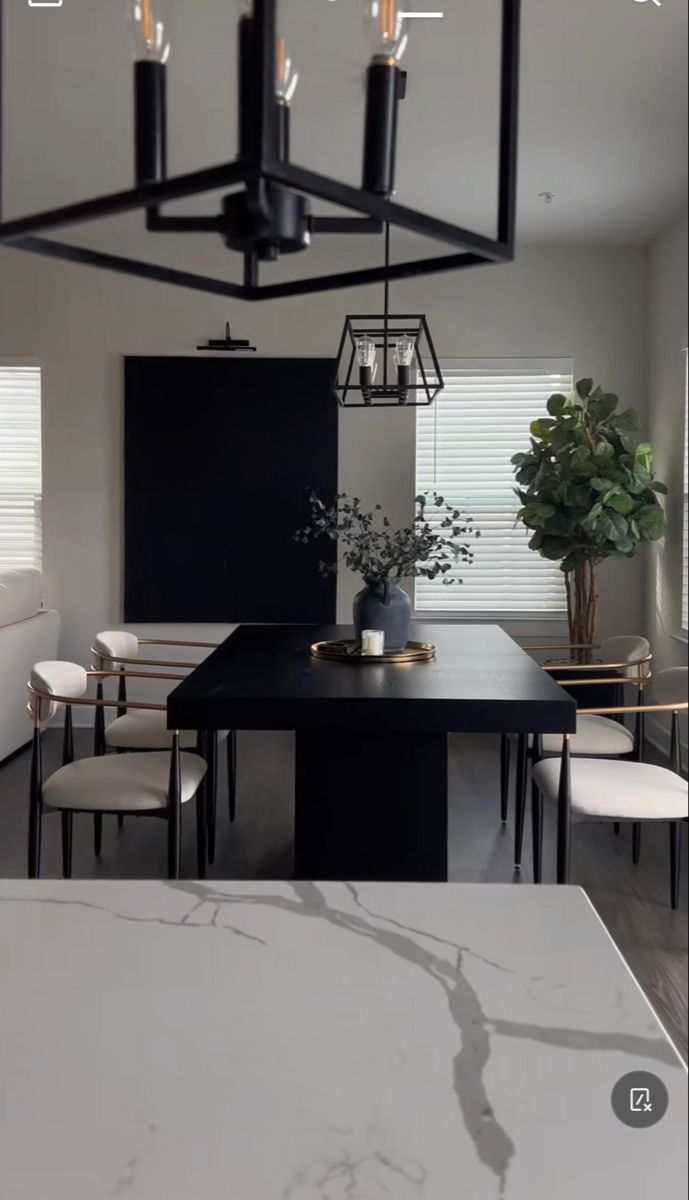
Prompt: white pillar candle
<box><xmin>361</xmin><ymin>630</ymin><xmax>385</xmax><ymax>657</ymax></box>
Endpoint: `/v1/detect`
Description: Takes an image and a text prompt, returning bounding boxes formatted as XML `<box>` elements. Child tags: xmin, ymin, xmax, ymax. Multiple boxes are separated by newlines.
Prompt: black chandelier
<box><xmin>0</xmin><ymin>0</ymin><xmax>521</xmax><ymax>303</ymax></box>
<box><xmin>334</xmin><ymin>224</ymin><xmax>443</xmax><ymax>408</ymax></box>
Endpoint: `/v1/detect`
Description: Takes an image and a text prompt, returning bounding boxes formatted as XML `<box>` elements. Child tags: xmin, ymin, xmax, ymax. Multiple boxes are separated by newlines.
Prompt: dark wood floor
<box><xmin>0</xmin><ymin>729</ymin><xmax>686</xmax><ymax>1058</ymax></box>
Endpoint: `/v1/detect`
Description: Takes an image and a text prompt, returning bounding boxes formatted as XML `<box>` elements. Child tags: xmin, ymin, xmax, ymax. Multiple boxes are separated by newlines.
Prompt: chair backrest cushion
<box><xmin>30</xmin><ymin>661</ymin><xmax>88</xmax><ymax>725</ymax></box>
<box><xmin>652</xmin><ymin>667</ymin><xmax>688</xmax><ymax>708</ymax></box>
<box><xmin>600</xmin><ymin>635</ymin><xmax>651</xmax><ymax>679</ymax></box>
<box><xmin>0</xmin><ymin>568</ymin><xmax>43</xmax><ymax>629</ymax></box>
<box><xmin>93</xmin><ymin>630</ymin><xmax>139</xmax><ymax>664</ymax></box>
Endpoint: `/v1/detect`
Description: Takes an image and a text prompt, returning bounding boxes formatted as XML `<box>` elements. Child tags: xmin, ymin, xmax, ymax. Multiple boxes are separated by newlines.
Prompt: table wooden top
<box><xmin>168</xmin><ymin>623</ymin><xmax>576</xmax><ymax>733</ymax></box>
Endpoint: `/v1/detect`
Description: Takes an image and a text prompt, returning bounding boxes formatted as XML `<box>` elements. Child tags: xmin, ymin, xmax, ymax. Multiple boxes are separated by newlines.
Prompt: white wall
<box><xmin>0</xmin><ymin>238</ymin><xmax>649</xmax><ymax>664</ymax></box>
<box><xmin>646</xmin><ymin>216</ymin><xmax>688</xmax><ymax>756</ymax></box>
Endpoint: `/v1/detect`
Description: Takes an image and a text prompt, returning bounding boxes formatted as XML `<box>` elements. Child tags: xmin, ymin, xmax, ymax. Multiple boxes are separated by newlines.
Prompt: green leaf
<box><xmin>543</xmin><ymin>511</ymin><xmax>572</xmax><ymax>536</ymax></box>
<box><xmin>590</xmin><ymin>476</ymin><xmax>614</xmax><ymax>492</ymax></box>
<box><xmin>648</xmin><ymin>480</ymin><xmax>669</xmax><ymax>495</ymax></box>
<box><xmin>530</xmin><ymin>419</ymin><xmax>555</xmax><ymax>441</ymax></box>
<box><xmin>607</xmin><ymin>512</ymin><xmax>629</xmax><ymax>540</ymax></box>
<box><xmin>606</xmin><ymin>491</ymin><xmax>635</xmax><ymax>515</ymax></box>
<box><xmin>539</xmin><ymin>537</ymin><xmax>571</xmax><ymax>561</ymax></box>
<box><xmin>610</xmin><ymin>408</ymin><xmax>641</xmax><ymax>434</ymax></box>
<box><xmin>635</xmin><ymin>504</ymin><xmax>666</xmax><ymax>541</ymax></box>
<box><xmin>588</xmin><ymin>393</ymin><xmax>619</xmax><ymax>423</ymax></box>
<box><xmin>576</xmin><ymin>378</ymin><xmax>594</xmax><ymax>399</ymax></box>
<box><xmin>593</xmin><ymin>441</ymin><xmax>615</xmax><ymax>461</ymax></box>
<box><xmin>593</xmin><ymin>513</ymin><xmax>618</xmax><ymax>542</ymax></box>
<box><xmin>547</xmin><ymin>393</ymin><xmax>568</xmax><ymax>417</ymax></box>
<box><xmin>634</xmin><ymin>443</ymin><xmax>653</xmax><ymax>473</ymax></box>
<box><xmin>570</xmin><ymin>447</ymin><xmax>596</xmax><ymax>475</ymax></box>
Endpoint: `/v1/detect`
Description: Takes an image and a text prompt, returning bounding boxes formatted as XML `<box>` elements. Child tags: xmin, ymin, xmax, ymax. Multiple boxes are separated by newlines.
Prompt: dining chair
<box><xmin>27</xmin><ymin>661</ymin><xmax>208</xmax><ymax>881</ymax></box>
<box><xmin>91</xmin><ymin>631</ymin><xmax>237</xmax><ymax>864</ymax></box>
<box><xmin>531</xmin><ymin>667</ymin><xmax>688</xmax><ymax>908</ymax></box>
<box><xmin>499</xmin><ymin>641</ymin><xmax>598</xmax><ymax>827</ymax></box>
<box><xmin>509</xmin><ymin>639</ymin><xmax>652</xmax><ymax>872</ymax></box>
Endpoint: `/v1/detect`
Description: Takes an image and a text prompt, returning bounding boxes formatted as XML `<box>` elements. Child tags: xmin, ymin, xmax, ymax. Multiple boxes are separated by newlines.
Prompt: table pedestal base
<box><xmin>294</xmin><ymin>731</ymin><xmax>448</xmax><ymax>882</ymax></box>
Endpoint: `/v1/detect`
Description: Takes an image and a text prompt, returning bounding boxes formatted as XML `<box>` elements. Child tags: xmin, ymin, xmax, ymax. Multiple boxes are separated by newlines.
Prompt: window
<box><xmin>682</xmin><ymin>350</ymin><xmax>688</xmax><ymax>636</ymax></box>
<box><xmin>0</xmin><ymin>365</ymin><xmax>43</xmax><ymax>570</ymax></box>
<box><xmin>416</xmin><ymin>359</ymin><xmax>572</xmax><ymax>615</ymax></box>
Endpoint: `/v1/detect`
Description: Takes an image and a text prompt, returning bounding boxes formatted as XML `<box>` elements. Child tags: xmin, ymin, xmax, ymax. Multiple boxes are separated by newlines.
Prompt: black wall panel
<box><xmin>124</xmin><ymin>357</ymin><xmax>338</xmax><ymax>623</ymax></box>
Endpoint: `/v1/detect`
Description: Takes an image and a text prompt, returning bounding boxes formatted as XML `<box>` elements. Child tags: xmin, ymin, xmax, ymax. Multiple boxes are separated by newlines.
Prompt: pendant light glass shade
<box><xmin>129</xmin><ymin>0</ymin><xmax>170</xmax><ymax>63</ymax></box>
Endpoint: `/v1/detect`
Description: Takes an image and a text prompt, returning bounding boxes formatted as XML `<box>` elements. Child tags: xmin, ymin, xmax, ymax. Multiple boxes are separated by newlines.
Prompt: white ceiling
<box><xmin>2</xmin><ymin>0</ymin><xmax>687</xmax><ymax>247</ymax></box>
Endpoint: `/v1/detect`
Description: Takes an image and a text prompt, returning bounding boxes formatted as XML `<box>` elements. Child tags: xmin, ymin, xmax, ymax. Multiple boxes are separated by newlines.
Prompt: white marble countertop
<box><xmin>0</xmin><ymin>881</ymin><xmax>685</xmax><ymax>1199</ymax></box>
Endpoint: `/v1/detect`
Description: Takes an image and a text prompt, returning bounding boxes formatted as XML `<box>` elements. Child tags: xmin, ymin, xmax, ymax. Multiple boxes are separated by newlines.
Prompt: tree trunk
<box><xmin>565</xmin><ymin>562</ymin><xmax>599</xmax><ymax>664</ymax></box>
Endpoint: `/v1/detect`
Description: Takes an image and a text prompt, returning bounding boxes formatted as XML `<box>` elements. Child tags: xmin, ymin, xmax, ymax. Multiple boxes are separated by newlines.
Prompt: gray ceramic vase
<box><xmin>353</xmin><ymin>579</ymin><xmax>412</xmax><ymax>652</ymax></box>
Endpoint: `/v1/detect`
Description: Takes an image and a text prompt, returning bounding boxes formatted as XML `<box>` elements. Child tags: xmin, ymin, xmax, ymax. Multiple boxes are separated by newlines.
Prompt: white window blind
<box><xmin>682</xmin><ymin>350</ymin><xmax>688</xmax><ymax>636</ymax></box>
<box><xmin>0</xmin><ymin>365</ymin><xmax>43</xmax><ymax>570</ymax></box>
<box><xmin>416</xmin><ymin>360</ymin><xmax>571</xmax><ymax>615</ymax></box>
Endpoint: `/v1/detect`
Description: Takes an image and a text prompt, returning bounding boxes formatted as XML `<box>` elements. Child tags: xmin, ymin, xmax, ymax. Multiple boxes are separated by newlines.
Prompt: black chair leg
<box><xmin>514</xmin><ymin>735</ymin><xmax>528</xmax><ymax>870</ymax></box>
<box><xmin>531</xmin><ymin>785</ymin><xmax>544</xmax><ymax>883</ymax></box>
<box><xmin>206</xmin><ymin>732</ymin><xmax>217</xmax><ymax>866</ymax></box>
<box><xmin>117</xmin><ymin>815</ymin><xmax>125</xmax><ymax>830</ymax></box>
<box><xmin>632</xmin><ymin>822</ymin><xmax>642</xmax><ymax>865</ymax></box>
<box><xmin>167</xmin><ymin>734</ymin><xmax>182</xmax><ymax>881</ymax></box>
<box><xmin>28</xmin><ymin>798</ymin><xmax>42</xmax><ymax>880</ymax></box>
<box><xmin>613</xmin><ymin>823</ymin><xmax>621</xmax><ymax>835</ymax></box>
<box><xmin>499</xmin><ymin>734</ymin><xmax>510</xmax><ymax>826</ymax></box>
<box><xmin>670</xmin><ymin>822</ymin><xmax>681</xmax><ymax>910</ymax></box>
<box><xmin>228</xmin><ymin>730</ymin><xmax>237</xmax><ymax>824</ymax></box>
<box><xmin>93</xmin><ymin>814</ymin><xmax>103</xmax><ymax>857</ymax></box>
<box><xmin>196</xmin><ymin>791</ymin><xmax>207</xmax><ymax>880</ymax></box>
<box><xmin>61</xmin><ymin>811</ymin><xmax>73</xmax><ymax>879</ymax></box>
<box><xmin>167</xmin><ymin>804</ymin><xmax>182</xmax><ymax>881</ymax></box>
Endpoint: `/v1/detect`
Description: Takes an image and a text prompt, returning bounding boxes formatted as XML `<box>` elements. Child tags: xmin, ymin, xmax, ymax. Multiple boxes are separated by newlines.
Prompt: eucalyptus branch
<box><xmin>295</xmin><ymin>491</ymin><xmax>479</xmax><ymax>586</ymax></box>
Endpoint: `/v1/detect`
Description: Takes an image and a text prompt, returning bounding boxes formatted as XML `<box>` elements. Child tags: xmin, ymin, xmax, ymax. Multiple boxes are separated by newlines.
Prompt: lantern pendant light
<box><xmin>333</xmin><ymin>223</ymin><xmax>444</xmax><ymax>409</ymax></box>
<box><xmin>0</xmin><ymin>0</ymin><xmax>522</xmax><ymax>303</ymax></box>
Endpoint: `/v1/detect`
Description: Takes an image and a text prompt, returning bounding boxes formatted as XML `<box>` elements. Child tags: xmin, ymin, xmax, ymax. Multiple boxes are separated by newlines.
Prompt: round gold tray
<box><xmin>311</xmin><ymin>639</ymin><xmax>436</xmax><ymax>664</ymax></box>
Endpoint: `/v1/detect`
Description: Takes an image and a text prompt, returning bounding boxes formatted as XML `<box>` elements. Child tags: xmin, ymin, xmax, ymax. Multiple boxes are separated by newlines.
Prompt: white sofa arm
<box><xmin>0</xmin><ymin>609</ymin><xmax>61</xmax><ymax>762</ymax></box>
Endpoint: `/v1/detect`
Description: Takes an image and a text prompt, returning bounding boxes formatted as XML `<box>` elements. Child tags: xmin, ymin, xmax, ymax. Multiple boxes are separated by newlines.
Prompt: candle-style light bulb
<box><xmin>129</xmin><ymin>0</ymin><xmax>170</xmax><ymax>63</ymax></box>
<box><xmin>357</xmin><ymin>337</ymin><xmax>377</xmax><ymax>370</ymax></box>
<box><xmin>394</xmin><ymin>336</ymin><xmax>415</xmax><ymax>368</ymax></box>
<box><xmin>275</xmin><ymin>36</ymin><xmax>299</xmax><ymax>104</ymax></box>
<box><xmin>357</xmin><ymin>337</ymin><xmax>378</xmax><ymax>404</ymax></box>
<box><xmin>363</xmin><ymin>0</ymin><xmax>410</xmax><ymax>64</ymax></box>
<box><xmin>394</xmin><ymin>335</ymin><xmax>415</xmax><ymax>404</ymax></box>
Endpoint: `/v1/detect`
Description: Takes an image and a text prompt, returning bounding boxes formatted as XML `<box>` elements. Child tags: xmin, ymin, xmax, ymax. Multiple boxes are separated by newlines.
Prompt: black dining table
<box><xmin>168</xmin><ymin>623</ymin><xmax>576</xmax><ymax>882</ymax></box>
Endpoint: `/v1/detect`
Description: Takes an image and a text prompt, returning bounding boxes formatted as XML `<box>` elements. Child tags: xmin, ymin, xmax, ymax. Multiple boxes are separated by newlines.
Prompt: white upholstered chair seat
<box><xmin>105</xmin><ymin>710</ymin><xmax>228</xmax><ymax>751</ymax></box>
<box><xmin>531</xmin><ymin>715</ymin><xmax>635</xmax><ymax>757</ymax></box>
<box><xmin>42</xmin><ymin>751</ymin><xmax>207</xmax><ymax>813</ymax></box>
<box><xmin>532</xmin><ymin>757</ymin><xmax>688</xmax><ymax>823</ymax></box>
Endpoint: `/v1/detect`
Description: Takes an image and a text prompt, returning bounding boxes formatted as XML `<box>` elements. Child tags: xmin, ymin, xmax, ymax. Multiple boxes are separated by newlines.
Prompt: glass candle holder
<box><xmin>361</xmin><ymin>630</ymin><xmax>385</xmax><ymax>657</ymax></box>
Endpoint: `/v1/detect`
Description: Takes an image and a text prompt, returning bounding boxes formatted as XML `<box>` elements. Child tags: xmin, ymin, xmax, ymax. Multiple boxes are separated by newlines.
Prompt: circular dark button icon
<box><xmin>611</xmin><ymin>1071</ymin><xmax>669</xmax><ymax>1128</ymax></box>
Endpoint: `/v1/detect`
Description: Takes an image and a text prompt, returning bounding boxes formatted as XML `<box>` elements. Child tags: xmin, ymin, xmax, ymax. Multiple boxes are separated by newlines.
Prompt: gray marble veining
<box><xmin>0</xmin><ymin>881</ymin><xmax>686</xmax><ymax>1199</ymax></box>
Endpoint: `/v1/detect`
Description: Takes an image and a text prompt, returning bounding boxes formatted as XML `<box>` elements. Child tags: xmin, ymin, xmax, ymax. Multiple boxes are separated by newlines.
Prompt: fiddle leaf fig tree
<box><xmin>512</xmin><ymin>378</ymin><xmax>667</xmax><ymax>662</ymax></box>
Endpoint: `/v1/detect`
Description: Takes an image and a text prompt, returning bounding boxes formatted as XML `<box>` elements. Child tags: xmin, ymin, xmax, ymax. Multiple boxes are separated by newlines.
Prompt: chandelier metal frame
<box><xmin>0</xmin><ymin>0</ymin><xmax>521</xmax><ymax>303</ymax></box>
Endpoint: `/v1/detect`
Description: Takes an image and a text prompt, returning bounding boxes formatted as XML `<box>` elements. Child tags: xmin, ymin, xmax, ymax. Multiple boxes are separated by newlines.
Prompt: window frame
<box><xmin>414</xmin><ymin>357</ymin><xmax>572</xmax><ymax>624</ymax></box>
<box><xmin>0</xmin><ymin>357</ymin><xmax>44</xmax><ymax>573</ymax></box>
